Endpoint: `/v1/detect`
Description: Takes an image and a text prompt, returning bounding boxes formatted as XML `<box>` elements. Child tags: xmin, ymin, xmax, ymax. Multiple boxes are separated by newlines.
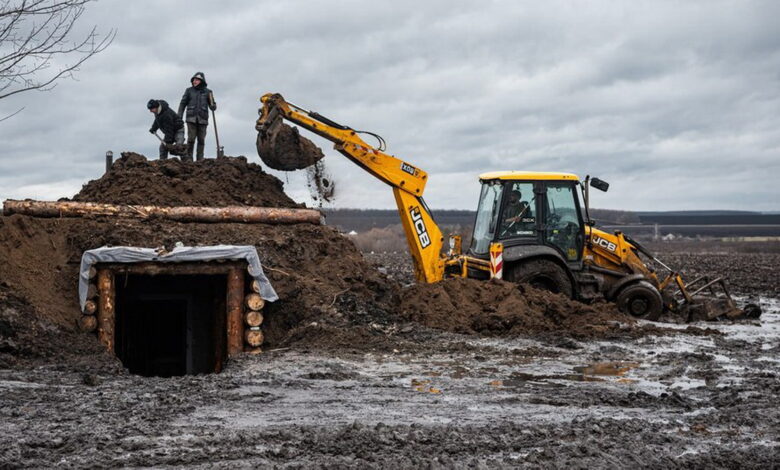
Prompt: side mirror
<box><xmin>590</xmin><ymin>177</ymin><xmax>609</xmax><ymax>192</ymax></box>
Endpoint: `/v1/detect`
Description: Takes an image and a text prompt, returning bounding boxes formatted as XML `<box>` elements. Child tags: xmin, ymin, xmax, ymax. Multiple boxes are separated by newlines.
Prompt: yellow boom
<box><xmin>256</xmin><ymin>93</ymin><xmax>445</xmax><ymax>282</ymax></box>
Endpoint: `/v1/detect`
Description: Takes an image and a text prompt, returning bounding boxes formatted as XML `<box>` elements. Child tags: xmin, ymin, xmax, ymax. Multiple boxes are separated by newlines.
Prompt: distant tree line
<box><xmin>324</xmin><ymin>208</ymin><xmax>639</xmax><ymax>233</ymax></box>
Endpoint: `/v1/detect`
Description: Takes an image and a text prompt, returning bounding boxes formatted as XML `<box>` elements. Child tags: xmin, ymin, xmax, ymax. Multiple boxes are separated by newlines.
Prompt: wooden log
<box><xmin>78</xmin><ymin>315</ymin><xmax>97</xmax><ymax>332</ymax></box>
<box><xmin>2</xmin><ymin>199</ymin><xmax>322</xmax><ymax>225</ymax></box>
<box><xmin>245</xmin><ymin>293</ymin><xmax>265</xmax><ymax>311</ymax></box>
<box><xmin>84</xmin><ymin>299</ymin><xmax>97</xmax><ymax>315</ymax></box>
<box><xmin>251</xmin><ymin>279</ymin><xmax>261</xmax><ymax>293</ymax></box>
<box><xmin>86</xmin><ymin>283</ymin><xmax>98</xmax><ymax>299</ymax></box>
<box><xmin>96</xmin><ymin>269</ymin><xmax>115</xmax><ymax>353</ymax></box>
<box><xmin>244</xmin><ymin>328</ymin><xmax>264</xmax><ymax>347</ymax></box>
<box><xmin>88</xmin><ymin>266</ymin><xmax>97</xmax><ymax>279</ymax></box>
<box><xmin>245</xmin><ymin>310</ymin><xmax>264</xmax><ymax>327</ymax></box>
<box><xmin>226</xmin><ymin>266</ymin><xmax>245</xmax><ymax>357</ymax></box>
<box><xmin>102</xmin><ymin>261</ymin><xmax>245</xmax><ymax>277</ymax></box>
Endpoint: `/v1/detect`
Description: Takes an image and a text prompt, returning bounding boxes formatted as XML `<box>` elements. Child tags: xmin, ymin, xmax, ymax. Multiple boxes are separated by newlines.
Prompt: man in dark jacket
<box><xmin>148</xmin><ymin>99</ymin><xmax>185</xmax><ymax>160</ymax></box>
<box><xmin>178</xmin><ymin>71</ymin><xmax>216</xmax><ymax>161</ymax></box>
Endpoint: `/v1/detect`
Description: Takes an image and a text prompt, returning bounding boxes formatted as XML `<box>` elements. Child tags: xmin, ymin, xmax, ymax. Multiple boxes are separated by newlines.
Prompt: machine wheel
<box><xmin>616</xmin><ymin>281</ymin><xmax>663</xmax><ymax>321</ymax></box>
<box><xmin>507</xmin><ymin>259</ymin><xmax>573</xmax><ymax>298</ymax></box>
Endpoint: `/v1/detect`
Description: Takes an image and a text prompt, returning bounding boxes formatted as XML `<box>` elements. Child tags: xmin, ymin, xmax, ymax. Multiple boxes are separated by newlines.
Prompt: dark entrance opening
<box><xmin>115</xmin><ymin>274</ymin><xmax>227</xmax><ymax>377</ymax></box>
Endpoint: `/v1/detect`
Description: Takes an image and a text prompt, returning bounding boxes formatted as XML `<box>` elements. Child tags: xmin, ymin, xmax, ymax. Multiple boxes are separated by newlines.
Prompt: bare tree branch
<box><xmin>0</xmin><ymin>0</ymin><xmax>114</xmax><ymax>104</ymax></box>
<box><xmin>0</xmin><ymin>104</ymin><xmax>23</xmax><ymax>121</ymax></box>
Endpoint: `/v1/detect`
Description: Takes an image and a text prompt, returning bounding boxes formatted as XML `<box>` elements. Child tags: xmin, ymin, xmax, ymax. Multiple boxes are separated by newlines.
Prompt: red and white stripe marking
<box><xmin>489</xmin><ymin>242</ymin><xmax>504</xmax><ymax>279</ymax></box>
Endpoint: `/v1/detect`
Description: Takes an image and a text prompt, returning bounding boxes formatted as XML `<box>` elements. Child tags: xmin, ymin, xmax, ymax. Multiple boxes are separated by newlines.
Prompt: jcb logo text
<box><xmin>410</xmin><ymin>207</ymin><xmax>431</xmax><ymax>248</ymax></box>
<box><xmin>592</xmin><ymin>236</ymin><xmax>617</xmax><ymax>252</ymax></box>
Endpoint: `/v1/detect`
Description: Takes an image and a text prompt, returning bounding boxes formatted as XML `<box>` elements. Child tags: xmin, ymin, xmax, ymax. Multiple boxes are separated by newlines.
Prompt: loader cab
<box><xmin>469</xmin><ymin>172</ymin><xmax>586</xmax><ymax>264</ymax></box>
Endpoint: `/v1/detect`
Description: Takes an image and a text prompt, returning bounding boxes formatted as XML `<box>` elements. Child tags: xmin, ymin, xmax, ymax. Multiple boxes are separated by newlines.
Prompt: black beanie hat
<box><xmin>147</xmin><ymin>99</ymin><xmax>160</xmax><ymax>110</ymax></box>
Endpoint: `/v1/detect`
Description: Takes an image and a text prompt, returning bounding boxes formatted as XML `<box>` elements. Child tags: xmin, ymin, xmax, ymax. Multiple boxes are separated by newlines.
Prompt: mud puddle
<box><xmin>171</xmin><ymin>297</ymin><xmax>779</xmax><ymax>462</ymax></box>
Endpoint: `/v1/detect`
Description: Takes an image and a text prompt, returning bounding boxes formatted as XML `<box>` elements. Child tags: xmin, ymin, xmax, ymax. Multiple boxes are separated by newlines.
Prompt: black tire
<box><xmin>507</xmin><ymin>259</ymin><xmax>573</xmax><ymax>298</ymax></box>
<box><xmin>616</xmin><ymin>281</ymin><xmax>663</xmax><ymax>321</ymax></box>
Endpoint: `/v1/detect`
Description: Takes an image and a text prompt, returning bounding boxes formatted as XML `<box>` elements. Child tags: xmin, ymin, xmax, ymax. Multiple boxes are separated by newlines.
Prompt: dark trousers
<box><xmin>186</xmin><ymin>122</ymin><xmax>208</xmax><ymax>161</ymax></box>
<box><xmin>159</xmin><ymin>128</ymin><xmax>185</xmax><ymax>160</ymax></box>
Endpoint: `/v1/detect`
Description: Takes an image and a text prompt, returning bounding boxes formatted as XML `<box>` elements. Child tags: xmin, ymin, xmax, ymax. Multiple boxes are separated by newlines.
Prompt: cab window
<box><xmin>498</xmin><ymin>182</ymin><xmax>536</xmax><ymax>239</ymax></box>
<box><xmin>544</xmin><ymin>183</ymin><xmax>583</xmax><ymax>260</ymax></box>
<box><xmin>470</xmin><ymin>181</ymin><xmax>503</xmax><ymax>254</ymax></box>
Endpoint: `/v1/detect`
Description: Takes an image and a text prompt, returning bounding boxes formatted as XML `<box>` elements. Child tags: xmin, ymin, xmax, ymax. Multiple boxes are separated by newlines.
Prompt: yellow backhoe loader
<box><xmin>256</xmin><ymin>93</ymin><xmax>760</xmax><ymax>321</ymax></box>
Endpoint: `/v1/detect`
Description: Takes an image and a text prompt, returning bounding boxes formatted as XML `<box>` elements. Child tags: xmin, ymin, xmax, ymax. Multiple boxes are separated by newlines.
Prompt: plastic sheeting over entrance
<box><xmin>79</xmin><ymin>245</ymin><xmax>278</xmax><ymax>312</ymax></box>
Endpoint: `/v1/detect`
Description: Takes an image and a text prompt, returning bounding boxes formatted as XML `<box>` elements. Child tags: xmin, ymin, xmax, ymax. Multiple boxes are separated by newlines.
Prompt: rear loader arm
<box><xmin>256</xmin><ymin>93</ymin><xmax>445</xmax><ymax>282</ymax></box>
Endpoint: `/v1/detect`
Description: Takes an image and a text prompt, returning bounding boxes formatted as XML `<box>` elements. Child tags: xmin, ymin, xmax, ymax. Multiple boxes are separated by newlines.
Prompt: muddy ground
<box><xmin>1</xmin><ymin>250</ymin><xmax>778</xmax><ymax>468</ymax></box>
<box><xmin>1</xmin><ymin>155</ymin><xmax>777</xmax><ymax>468</ymax></box>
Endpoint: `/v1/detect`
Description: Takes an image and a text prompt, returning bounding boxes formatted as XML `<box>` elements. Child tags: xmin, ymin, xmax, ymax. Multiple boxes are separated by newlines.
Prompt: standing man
<box><xmin>148</xmin><ymin>99</ymin><xmax>184</xmax><ymax>160</ymax></box>
<box><xmin>178</xmin><ymin>71</ymin><xmax>216</xmax><ymax>161</ymax></box>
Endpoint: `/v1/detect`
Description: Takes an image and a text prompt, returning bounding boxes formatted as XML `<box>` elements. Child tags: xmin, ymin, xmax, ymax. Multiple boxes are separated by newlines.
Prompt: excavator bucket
<box><xmin>256</xmin><ymin>120</ymin><xmax>324</xmax><ymax>171</ymax></box>
<box><xmin>670</xmin><ymin>275</ymin><xmax>761</xmax><ymax>321</ymax></box>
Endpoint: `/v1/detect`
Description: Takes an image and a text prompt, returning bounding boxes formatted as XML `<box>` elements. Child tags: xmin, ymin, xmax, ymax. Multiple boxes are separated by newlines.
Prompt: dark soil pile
<box><xmin>0</xmin><ymin>284</ymin><xmax>117</xmax><ymax>370</ymax></box>
<box><xmin>399</xmin><ymin>278</ymin><xmax>635</xmax><ymax>340</ymax></box>
<box><xmin>399</xmin><ymin>277</ymin><xmax>718</xmax><ymax>340</ymax></box>
<box><xmin>72</xmin><ymin>152</ymin><xmax>300</xmax><ymax>208</ymax></box>
<box><xmin>0</xmin><ymin>154</ymin><xmax>397</xmax><ymax>363</ymax></box>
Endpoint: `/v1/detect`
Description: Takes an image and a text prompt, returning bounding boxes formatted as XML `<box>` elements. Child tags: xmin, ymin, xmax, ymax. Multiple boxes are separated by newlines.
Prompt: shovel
<box><xmin>209</xmin><ymin>92</ymin><xmax>225</xmax><ymax>158</ymax></box>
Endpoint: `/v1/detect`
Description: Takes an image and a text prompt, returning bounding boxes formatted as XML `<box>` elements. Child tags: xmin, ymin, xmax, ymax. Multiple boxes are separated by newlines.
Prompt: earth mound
<box><xmin>1</xmin><ymin>153</ymin><xmax>398</xmax><ymax>365</ymax></box>
<box><xmin>0</xmin><ymin>151</ymin><xmax>689</xmax><ymax>368</ymax></box>
<box><xmin>400</xmin><ymin>277</ymin><xmax>636</xmax><ymax>340</ymax></box>
<box><xmin>72</xmin><ymin>152</ymin><xmax>300</xmax><ymax>208</ymax></box>
<box><xmin>398</xmin><ymin>277</ymin><xmax>718</xmax><ymax>340</ymax></box>
<box><xmin>0</xmin><ymin>214</ymin><xmax>397</xmax><ymax>358</ymax></box>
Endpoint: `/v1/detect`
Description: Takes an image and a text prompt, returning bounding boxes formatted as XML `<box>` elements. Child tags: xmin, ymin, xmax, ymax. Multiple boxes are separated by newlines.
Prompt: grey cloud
<box><xmin>1</xmin><ymin>0</ymin><xmax>778</xmax><ymax>212</ymax></box>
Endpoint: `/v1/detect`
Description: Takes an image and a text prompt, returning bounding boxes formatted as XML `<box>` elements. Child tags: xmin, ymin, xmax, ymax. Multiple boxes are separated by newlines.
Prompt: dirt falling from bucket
<box><xmin>306</xmin><ymin>160</ymin><xmax>335</xmax><ymax>206</ymax></box>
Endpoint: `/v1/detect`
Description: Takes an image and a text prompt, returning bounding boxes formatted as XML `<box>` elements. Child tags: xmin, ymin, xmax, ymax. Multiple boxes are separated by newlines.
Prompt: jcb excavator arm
<box><xmin>256</xmin><ymin>93</ymin><xmax>445</xmax><ymax>282</ymax></box>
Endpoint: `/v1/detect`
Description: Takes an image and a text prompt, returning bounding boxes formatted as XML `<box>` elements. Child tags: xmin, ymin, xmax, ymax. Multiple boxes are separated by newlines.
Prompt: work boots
<box><xmin>196</xmin><ymin>141</ymin><xmax>205</xmax><ymax>162</ymax></box>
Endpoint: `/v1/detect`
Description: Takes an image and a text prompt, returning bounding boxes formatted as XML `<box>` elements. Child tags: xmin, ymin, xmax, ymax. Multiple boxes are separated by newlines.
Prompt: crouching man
<box><xmin>148</xmin><ymin>99</ymin><xmax>185</xmax><ymax>160</ymax></box>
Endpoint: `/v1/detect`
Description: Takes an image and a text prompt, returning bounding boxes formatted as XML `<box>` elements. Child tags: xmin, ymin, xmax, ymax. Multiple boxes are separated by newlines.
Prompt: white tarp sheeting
<box><xmin>78</xmin><ymin>245</ymin><xmax>278</xmax><ymax>312</ymax></box>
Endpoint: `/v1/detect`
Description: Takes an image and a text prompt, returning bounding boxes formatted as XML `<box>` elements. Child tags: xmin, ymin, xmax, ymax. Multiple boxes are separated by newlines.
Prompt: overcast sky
<box><xmin>1</xmin><ymin>0</ymin><xmax>778</xmax><ymax>212</ymax></box>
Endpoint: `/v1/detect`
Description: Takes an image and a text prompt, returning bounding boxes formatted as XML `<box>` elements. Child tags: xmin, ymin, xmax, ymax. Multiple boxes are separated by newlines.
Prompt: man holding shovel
<box><xmin>178</xmin><ymin>71</ymin><xmax>217</xmax><ymax>161</ymax></box>
<box><xmin>147</xmin><ymin>99</ymin><xmax>185</xmax><ymax>160</ymax></box>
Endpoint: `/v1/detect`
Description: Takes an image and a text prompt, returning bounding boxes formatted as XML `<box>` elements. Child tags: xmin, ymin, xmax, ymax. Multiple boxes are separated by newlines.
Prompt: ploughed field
<box><xmin>1</xmin><ymin>249</ymin><xmax>778</xmax><ymax>468</ymax></box>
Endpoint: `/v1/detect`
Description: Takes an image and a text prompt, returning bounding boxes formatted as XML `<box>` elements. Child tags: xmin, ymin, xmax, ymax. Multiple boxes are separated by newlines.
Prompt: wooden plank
<box><xmin>226</xmin><ymin>266</ymin><xmax>245</xmax><ymax>357</ymax></box>
<box><xmin>96</xmin><ymin>269</ymin><xmax>115</xmax><ymax>353</ymax></box>
<box><xmin>99</xmin><ymin>262</ymin><xmax>245</xmax><ymax>277</ymax></box>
